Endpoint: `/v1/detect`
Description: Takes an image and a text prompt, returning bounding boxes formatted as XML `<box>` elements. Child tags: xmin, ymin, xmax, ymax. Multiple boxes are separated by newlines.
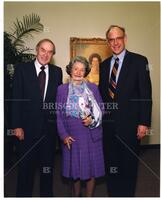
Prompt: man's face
<box><xmin>36</xmin><ymin>41</ymin><xmax>54</xmax><ymax>65</ymax></box>
<box><xmin>107</xmin><ymin>27</ymin><xmax>127</xmax><ymax>55</ymax></box>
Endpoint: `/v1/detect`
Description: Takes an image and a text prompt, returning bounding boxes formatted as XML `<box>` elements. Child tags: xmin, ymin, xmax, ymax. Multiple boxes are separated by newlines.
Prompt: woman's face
<box><xmin>91</xmin><ymin>57</ymin><xmax>99</xmax><ymax>67</ymax></box>
<box><xmin>71</xmin><ymin>61</ymin><xmax>86</xmax><ymax>82</ymax></box>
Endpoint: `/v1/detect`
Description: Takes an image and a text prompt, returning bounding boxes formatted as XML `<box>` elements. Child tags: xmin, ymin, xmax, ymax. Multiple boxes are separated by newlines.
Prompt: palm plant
<box><xmin>4</xmin><ymin>13</ymin><xmax>44</xmax><ymax>68</ymax></box>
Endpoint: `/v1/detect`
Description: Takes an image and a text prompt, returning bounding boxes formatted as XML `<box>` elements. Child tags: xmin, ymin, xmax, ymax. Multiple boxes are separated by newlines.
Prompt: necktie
<box><xmin>38</xmin><ymin>65</ymin><xmax>46</xmax><ymax>99</ymax></box>
<box><xmin>108</xmin><ymin>57</ymin><xmax>119</xmax><ymax>99</ymax></box>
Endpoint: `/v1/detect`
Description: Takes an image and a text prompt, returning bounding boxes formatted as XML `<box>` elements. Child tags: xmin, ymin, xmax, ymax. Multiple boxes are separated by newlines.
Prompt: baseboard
<box><xmin>140</xmin><ymin>144</ymin><xmax>160</xmax><ymax>149</ymax></box>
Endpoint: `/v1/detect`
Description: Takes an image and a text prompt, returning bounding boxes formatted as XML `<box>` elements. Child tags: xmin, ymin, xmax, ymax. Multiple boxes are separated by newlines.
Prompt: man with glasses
<box><xmin>99</xmin><ymin>25</ymin><xmax>152</xmax><ymax>197</ymax></box>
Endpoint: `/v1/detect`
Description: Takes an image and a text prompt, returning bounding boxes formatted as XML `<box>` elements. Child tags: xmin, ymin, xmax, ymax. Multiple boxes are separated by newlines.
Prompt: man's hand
<box><xmin>64</xmin><ymin>136</ymin><xmax>75</xmax><ymax>150</ymax></box>
<box><xmin>137</xmin><ymin>125</ymin><xmax>148</xmax><ymax>140</ymax></box>
<box><xmin>14</xmin><ymin>128</ymin><xmax>24</xmax><ymax>140</ymax></box>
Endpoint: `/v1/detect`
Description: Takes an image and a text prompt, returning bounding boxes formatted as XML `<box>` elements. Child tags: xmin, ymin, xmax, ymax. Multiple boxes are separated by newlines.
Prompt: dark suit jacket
<box><xmin>99</xmin><ymin>50</ymin><xmax>152</xmax><ymax>144</ymax></box>
<box><xmin>11</xmin><ymin>60</ymin><xmax>62</xmax><ymax>139</ymax></box>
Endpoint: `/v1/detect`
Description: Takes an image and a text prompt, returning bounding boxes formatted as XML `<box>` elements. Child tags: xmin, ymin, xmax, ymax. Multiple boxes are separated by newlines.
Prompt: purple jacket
<box><xmin>56</xmin><ymin>82</ymin><xmax>104</xmax><ymax>142</ymax></box>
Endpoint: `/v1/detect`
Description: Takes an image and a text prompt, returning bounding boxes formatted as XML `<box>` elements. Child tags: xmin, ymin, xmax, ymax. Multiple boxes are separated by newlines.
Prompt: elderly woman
<box><xmin>56</xmin><ymin>56</ymin><xmax>105</xmax><ymax>197</ymax></box>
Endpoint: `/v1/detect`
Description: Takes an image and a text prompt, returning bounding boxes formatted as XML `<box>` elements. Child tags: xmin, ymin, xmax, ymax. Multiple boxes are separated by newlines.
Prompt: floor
<box><xmin>4</xmin><ymin>147</ymin><xmax>160</xmax><ymax>197</ymax></box>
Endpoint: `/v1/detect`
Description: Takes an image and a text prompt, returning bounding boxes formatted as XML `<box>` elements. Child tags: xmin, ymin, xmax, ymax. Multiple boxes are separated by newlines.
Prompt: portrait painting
<box><xmin>70</xmin><ymin>37</ymin><xmax>112</xmax><ymax>84</ymax></box>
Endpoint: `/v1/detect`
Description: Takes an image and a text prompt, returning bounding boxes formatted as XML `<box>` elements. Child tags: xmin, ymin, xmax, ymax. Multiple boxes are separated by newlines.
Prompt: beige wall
<box><xmin>4</xmin><ymin>2</ymin><xmax>160</xmax><ymax>144</ymax></box>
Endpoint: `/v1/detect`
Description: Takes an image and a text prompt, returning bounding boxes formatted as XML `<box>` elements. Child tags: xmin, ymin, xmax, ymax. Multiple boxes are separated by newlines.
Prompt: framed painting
<box><xmin>70</xmin><ymin>37</ymin><xmax>112</xmax><ymax>61</ymax></box>
<box><xmin>70</xmin><ymin>37</ymin><xmax>112</xmax><ymax>84</ymax></box>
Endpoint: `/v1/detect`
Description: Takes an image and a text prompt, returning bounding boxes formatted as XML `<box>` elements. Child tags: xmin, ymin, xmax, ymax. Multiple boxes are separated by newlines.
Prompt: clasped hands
<box><xmin>82</xmin><ymin>114</ymin><xmax>93</xmax><ymax>126</ymax></box>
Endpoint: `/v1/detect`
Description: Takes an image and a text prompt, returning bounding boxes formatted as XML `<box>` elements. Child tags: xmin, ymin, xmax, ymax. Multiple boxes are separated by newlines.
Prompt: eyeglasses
<box><xmin>108</xmin><ymin>36</ymin><xmax>124</xmax><ymax>44</ymax></box>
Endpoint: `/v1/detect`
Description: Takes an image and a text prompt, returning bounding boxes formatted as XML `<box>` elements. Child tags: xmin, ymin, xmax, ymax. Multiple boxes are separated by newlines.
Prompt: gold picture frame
<box><xmin>70</xmin><ymin>37</ymin><xmax>112</xmax><ymax>60</ymax></box>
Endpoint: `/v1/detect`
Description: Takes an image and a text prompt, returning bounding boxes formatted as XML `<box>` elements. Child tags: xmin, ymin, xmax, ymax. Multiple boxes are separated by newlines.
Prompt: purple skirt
<box><xmin>61</xmin><ymin>117</ymin><xmax>105</xmax><ymax>180</ymax></box>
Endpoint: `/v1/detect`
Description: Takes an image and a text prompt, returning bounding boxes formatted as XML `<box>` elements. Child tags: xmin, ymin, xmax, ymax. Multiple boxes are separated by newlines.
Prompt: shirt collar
<box><xmin>35</xmin><ymin>58</ymin><xmax>48</xmax><ymax>69</ymax></box>
<box><xmin>113</xmin><ymin>49</ymin><xmax>126</xmax><ymax>63</ymax></box>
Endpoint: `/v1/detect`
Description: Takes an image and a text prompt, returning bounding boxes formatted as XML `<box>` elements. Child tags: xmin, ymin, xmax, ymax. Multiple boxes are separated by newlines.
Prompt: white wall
<box><xmin>4</xmin><ymin>2</ymin><xmax>160</xmax><ymax>144</ymax></box>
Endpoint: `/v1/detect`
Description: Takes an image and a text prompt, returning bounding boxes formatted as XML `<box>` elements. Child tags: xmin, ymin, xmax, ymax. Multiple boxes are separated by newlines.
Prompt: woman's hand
<box><xmin>64</xmin><ymin>136</ymin><xmax>75</xmax><ymax>150</ymax></box>
<box><xmin>82</xmin><ymin>115</ymin><xmax>92</xmax><ymax>127</ymax></box>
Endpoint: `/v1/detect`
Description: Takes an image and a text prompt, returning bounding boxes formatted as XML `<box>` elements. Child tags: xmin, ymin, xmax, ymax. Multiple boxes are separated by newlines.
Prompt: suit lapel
<box><xmin>28</xmin><ymin>61</ymin><xmax>41</xmax><ymax>98</ymax></box>
<box><xmin>30</xmin><ymin>62</ymin><xmax>39</xmax><ymax>81</ymax></box>
<box><xmin>116</xmin><ymin>51</ymin><xmax>131</xmax><ymax>95</ymax></box>
<box><xmin>45</xmin><ymin>65</ymin><xmax>52</xmax><ymax>101</ymax></box>
<box><xmin>106</xmin><ymin>58</ymin><xmax>112</xmax><ymax>88</ymax></box>
<box><xmin>45</xmin><ymin>64</ymin><xmax>59</xmax><ymax>102</ymax></box>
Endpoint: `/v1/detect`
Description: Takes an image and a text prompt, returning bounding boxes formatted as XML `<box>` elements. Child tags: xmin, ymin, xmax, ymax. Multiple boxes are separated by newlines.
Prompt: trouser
<box><xmin>16</xmin><ymin>132</ymin><xmax>56</xmax><ymax>197</ymax></box>
<box><xmin>103</xmin><ymin>122</ymin><xmax>140</xmax><ymax>197</ymax></box>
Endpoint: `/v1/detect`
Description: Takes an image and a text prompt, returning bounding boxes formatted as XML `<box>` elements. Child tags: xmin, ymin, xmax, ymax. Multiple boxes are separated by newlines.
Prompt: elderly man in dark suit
<box><xmin>99</xmin><ymin>25</ymin><xmax>152</xmax><ymax>197</ymax></box>
<box><xmin>11</xmin><ymin>39</ymin><xmax>62</xmax><ymax>197</ymax></box>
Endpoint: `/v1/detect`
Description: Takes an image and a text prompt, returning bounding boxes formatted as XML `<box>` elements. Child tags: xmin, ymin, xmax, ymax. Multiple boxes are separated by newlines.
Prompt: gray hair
<box><xmin>66</xmin><ymin>56</ymin><xmax>91</xmax><ymax>77</ymax></box>
<box><xmin>36</xmin><ymin>38</ymin><xmax>56</xmax><ymax>54</ymax></box>
<box><xmin>106</xmin><ymin>25</ymin><xmax>126</xmax><ymax>39</ymax></box>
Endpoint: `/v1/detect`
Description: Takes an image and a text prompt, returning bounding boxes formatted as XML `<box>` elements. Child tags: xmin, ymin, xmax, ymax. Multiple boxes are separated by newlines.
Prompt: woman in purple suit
<box><xmin>56</xmin><ymin>56</ymin><xmax>105</xmax><ymax>197</ymax></box>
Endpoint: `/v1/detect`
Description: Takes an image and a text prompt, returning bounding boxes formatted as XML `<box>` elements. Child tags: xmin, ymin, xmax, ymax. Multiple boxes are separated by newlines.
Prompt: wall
<box><xmin>4</xmin><ymin>2</ymin><xmax>160</xmax><ymax>144</ymax></box>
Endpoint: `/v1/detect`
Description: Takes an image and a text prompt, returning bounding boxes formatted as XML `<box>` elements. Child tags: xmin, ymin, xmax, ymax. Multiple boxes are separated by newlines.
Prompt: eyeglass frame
<box><xmin>107</xmin><ymin>36</ymin><xmax>125</xmax><ymax>44</ymax></box>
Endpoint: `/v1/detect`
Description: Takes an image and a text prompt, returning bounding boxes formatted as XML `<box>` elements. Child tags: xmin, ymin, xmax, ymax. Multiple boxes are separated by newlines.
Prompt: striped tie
<box><xmin>108</xmin><ymin>57</ymin><xmax>119</xmax><ymax>99</ymax></box>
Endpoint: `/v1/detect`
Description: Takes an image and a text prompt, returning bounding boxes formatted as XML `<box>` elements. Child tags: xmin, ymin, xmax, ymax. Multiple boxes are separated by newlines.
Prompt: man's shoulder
<box><xmin>127</xmin><ymin>51</ymin><xmax>147</xmax><ymax>61</ymax></box>
<box><xmin>14</xmin><ymin>61</ymin><xmax>34</xmax><ymax>71</ymax></box>
<box><xmin>101</xmin><ymin>56</ymin><xmax>112</xmax><ymax>66</ymax></box>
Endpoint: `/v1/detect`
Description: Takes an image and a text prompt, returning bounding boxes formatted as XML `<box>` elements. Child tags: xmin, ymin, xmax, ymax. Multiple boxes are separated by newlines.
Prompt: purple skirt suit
<box><xmin>56</xmin><ymin>82</ymin><xmax>105</xmax><ymax>180</ymax></box>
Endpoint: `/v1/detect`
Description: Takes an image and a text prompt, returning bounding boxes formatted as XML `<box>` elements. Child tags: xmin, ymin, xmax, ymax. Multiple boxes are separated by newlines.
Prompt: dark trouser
<box><xmin>107</xmin><ymin>175</ymin><xmax>137</xmax><ymax>197</ymax></box>
<box><xmin>16</xmin><ymin>132</ymin><xmax>56</xmax><ymax>197</ymax></box>
<box><xmin>103</xmin><ymin>122</ymin><xmax>140</xmax><ymax>197</ymax></box>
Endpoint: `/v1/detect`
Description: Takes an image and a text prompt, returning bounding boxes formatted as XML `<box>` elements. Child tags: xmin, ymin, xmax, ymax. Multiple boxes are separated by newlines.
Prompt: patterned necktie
<box><xmin>38</xmin><ymin>65</ymin><xmax>46</xmax><ymax>99</ymax></box>
<box><xmin>108</xmin><ymin>57</ymin><xmax>119</xmax><ymax>99</ymax></box>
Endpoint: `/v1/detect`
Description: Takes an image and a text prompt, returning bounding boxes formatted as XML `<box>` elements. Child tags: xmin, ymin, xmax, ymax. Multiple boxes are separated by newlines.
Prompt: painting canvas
<box><xmin>70</xmin><ymin>37</ymin><xmax>112</xmax><ymax>84</ymax></box>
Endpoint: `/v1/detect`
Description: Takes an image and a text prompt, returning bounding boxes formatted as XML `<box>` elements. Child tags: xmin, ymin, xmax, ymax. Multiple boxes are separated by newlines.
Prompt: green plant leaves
<box><xmin>4</xmin><ymin>13</ymin><xmax>44</xmax><ymax>65</ymax></box>
<box><xmin>11</xmin><ymin>13</ymin><xmax>44</xmax><ymax>49</ymax></box>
